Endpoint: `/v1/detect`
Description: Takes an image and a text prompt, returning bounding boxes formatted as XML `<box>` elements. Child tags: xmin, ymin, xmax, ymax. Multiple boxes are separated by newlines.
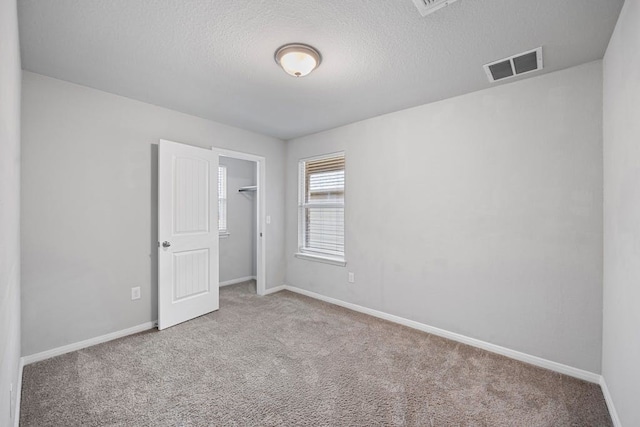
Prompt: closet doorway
<box><xmin>214</xmin><ymin>147</ymin><xmax>266</xmax><ymax>296</ymax></box>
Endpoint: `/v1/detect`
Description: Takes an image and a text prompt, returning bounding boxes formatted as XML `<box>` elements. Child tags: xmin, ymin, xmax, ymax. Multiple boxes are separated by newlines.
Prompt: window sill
<box><xmin>295</xmin><ymin>252</ymin><xmax>346</xmax><ymax>267</ymax></box>
<box><xmin>219</xmin><ymin>232</ymin><xmax>230</xmax><ymax>239</ymax></box>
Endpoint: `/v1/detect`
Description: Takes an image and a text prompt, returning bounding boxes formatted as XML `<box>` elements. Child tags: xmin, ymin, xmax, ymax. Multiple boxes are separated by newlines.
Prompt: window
<box><xmin>297</xmin><ymin>153</ymin><xmax>345</xmax><ymax>264</ymax></box>
<box><xmin>218</xmin><ymin>165</ymin><xmax>227</xmax><ymax>233</ymax></box>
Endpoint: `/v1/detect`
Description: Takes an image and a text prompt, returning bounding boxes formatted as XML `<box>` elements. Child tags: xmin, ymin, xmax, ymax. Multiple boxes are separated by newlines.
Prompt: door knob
<box><xmin>162</xmin><ymin>241</ymin><xmax>171</xmax><ymax>248</ymax></box>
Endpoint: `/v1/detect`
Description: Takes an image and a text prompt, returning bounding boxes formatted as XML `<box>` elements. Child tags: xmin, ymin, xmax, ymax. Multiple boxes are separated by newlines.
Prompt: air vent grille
<box><xmin>411</xmin><ymin>0</ymin><xmax>459</xmax><ymax>17</ymax></box>
<box><xmin>483</xmin><ymin>47</ymin><xmax>544</xmax><ymax>83</ymax></box>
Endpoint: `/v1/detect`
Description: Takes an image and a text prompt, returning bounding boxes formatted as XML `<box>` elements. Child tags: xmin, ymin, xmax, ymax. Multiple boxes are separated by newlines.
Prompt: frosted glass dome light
<box><xmin>275</xmin><ymin>44</ymin><xmax>321</xmax><ymax>77</ymax></box>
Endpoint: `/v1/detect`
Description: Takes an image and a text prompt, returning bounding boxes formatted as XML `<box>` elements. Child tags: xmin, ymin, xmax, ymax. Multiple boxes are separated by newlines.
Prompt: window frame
<box><xmin>296</xmin><ymin>152</ymin><xmax>346</xmax><ymax>266</ymax></box>
<box><xmin>218</xmin><ymin>165</ymin><xmax>228</xmax><ymax>236</ymax></box>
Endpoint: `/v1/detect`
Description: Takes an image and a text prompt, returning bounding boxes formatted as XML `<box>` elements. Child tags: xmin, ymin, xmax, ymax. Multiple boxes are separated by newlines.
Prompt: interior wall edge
<box><xmin>601</xmin><ymin>0</ymin><xmax>640</xmax><ymax>425</ymax></box>
<box><xmin>1</xmin><ymin>0</ymin><xmax>22</xmax><ymax>425</ymax></box>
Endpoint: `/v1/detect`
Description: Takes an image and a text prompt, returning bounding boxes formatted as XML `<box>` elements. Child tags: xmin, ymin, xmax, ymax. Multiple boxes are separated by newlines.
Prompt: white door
<box><xmin>158</xmin><ymin>139</ymin><xmax>219</xmax><ymax>330</ymax></box>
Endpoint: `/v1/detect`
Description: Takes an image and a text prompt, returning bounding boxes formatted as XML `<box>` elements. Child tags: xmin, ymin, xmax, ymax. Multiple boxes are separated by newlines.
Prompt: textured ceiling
<box><xmin>18</xmin><ymin>0</ymin><xmax>623</xmax><ymax>140</ymax></box>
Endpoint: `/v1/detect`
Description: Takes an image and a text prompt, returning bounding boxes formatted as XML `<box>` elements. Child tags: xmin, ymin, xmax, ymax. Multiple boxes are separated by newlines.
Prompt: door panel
<box><xmin>158</xmin><ymin>139</ymin><xmax>219</xmax><ymax>330</ymax></box>
<box><xmin>173</xmin><ymin>249</ymin><xmax>210</xmax><ymax>301</ymax></box>
<box><xmin>174</xmin><ymin>157</ymin><xmax>210</xmax><ymax>234</ymax></box>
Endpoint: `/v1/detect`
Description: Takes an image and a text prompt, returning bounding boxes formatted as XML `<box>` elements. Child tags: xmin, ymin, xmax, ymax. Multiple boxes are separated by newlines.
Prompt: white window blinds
<box><xmin>218</xmin><ymin>166</ymin><xmax>227</xmax><ymax>232</ymax></box>
<box><xmin>298</xmin><ymin>153</ymin><xmax>345</xmax><ymax>258</ymax></box>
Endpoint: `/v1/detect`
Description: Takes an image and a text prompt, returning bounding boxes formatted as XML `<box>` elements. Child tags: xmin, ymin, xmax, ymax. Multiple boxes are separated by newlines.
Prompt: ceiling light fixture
<box><xmin>274</xmin><ymin>44</ymin><xmax>321</xmax><ymax>77</ymax></box>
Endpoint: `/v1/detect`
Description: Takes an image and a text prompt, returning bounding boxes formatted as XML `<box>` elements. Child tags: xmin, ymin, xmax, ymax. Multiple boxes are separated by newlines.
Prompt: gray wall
<box><xmin>0</xmin><ymin>0</ymin><xmax>22</xmax><ymax>424</ymax></box>
<box><xmin>285</xmin><ymin>62</ymin><xmax>604</xmax><ymax>373</ymax></box>
<box><xmin>219</xmin><ymin>157</ymin><xmax>257</xmax><ymax>283</ymax></box>
<box><xmin>21</xmin><ymin>72</ymin><xmax>286</xmax><ymax>356</ymax></box>
<box><xmin>603</xmin><ymin>0</ymin><xmax>640</xmax><ymax>424</ymax></box>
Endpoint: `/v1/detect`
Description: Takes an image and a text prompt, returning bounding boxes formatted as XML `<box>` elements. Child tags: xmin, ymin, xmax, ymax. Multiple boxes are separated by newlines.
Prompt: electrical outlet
<box><xmin>266</xmin><ymin>215</ymin><xmax>271</xmax><ymax>224</ymax></box>
<box><xmin>348</xmin><ymin>272</ymin><xmax>355</xmax><ymax>283</ymax></box>
<box><xmin>131</xmin><ymin>287</ymin><xmax>141</xmax><ymax>300</ymax></box>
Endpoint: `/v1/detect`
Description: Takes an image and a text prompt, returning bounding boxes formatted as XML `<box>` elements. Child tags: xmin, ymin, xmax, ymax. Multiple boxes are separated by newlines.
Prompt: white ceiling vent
<box><xmin>411</xmin><ymin>0</ymin><xmax>459</xmax><ymax>17</ymax></box>
<box><xmin>483</xmin><ymin>47</ymin><xmax>544</xmax><ymax>83</ymax></box>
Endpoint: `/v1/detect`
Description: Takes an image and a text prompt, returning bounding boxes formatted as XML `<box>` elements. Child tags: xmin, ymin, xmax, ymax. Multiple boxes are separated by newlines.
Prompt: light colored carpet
<box><xmin>20</xmin><ymin>281</ymin><xmax>612</xmax><ymax>426</ymax></box>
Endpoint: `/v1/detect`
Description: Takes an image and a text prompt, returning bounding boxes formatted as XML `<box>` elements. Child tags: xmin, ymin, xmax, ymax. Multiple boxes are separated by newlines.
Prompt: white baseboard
<box><xmin>282</xmin><ymin>285</ymin><xmax>601</xmax><ymax>384</ymax></box>
<box><xmin>13</xmin><ymin>357</ymin><xmax>24</xmax><ymax>427</ymax></box>
<box><xmin>599</xmin><ymin>377</ymin><xmax>622</xmax><ymax>427</ymax></box>
<box><xmin>262</xmin><ymin>285</ymin><xmax>286</xmax><ymax>296</ymax></box>
<box><xmin>219</xmin><ymin>276</ymin><xmax>257</xmax><ymax>287</ymax></box>
<box><xmin>23</xmin><ymin>321</ymin><xmax>157</xmax><ymax>365</ymax></box>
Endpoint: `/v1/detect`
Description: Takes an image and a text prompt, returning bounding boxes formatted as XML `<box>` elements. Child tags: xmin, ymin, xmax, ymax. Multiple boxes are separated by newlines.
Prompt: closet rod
<box><xmin>238</xmin><ymin>185</ymin><xmax>257</xmax><ymax>193</ymax></box>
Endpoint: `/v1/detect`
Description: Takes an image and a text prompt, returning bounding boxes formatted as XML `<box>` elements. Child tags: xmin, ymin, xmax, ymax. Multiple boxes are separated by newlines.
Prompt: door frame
<box><xmin>214</xmin><ymin>147</ymin><xmax>267</xmax><ymax>296</ymax></box>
